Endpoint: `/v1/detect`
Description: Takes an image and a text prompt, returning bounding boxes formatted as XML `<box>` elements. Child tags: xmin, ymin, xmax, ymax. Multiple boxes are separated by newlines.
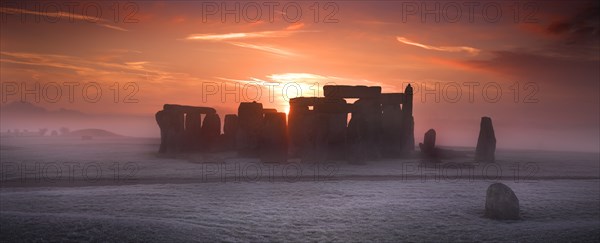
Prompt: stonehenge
<box><xmin>153</xmin><ymin>86</ymin><xmax>503</xmax><ymax>164</ymax></box>
<box><xmin>155</xmin><ymin>84</ymin><xmax>416</xmax><ymax>163</ymax></box>
<box><xmin>476</xmin><ymin>117</ymin><xmax>496</xmax><ymax>162</ymax></box>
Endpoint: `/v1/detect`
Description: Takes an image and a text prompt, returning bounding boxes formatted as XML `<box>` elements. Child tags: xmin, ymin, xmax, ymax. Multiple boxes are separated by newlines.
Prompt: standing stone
<box><xmin>352</xmin><ymin>98</ymin><xmax>382</xmax><ymax>161</ymax></box>
<box><xmin>419</xmin><ymin>129</ymin><xmax>436</xmax><ymax>155</ymax></box>
<box><xmin>156</xmin><ymin>109</ymin><xmax>185</xmax><ymax>153</ymax></box>
<box><xmin>485</xmin><ymin>183</ymin><xmax>520</xmax><ymax>220</ymax></box>
<box><xmin>288</xmin><ymin>103</ymin><xmax>310</xmax><ymax>157</ymax></box>
<box><xmin>381</xmin><ymin>104</ymin><xmax>402</xmax><ymax>157</ymax></box>
<box><xmin>237</xmin><ymin>102</ymin><xmax>264</xmax><ymax>156</ymax></box>
<box><xmin>260</xmin><ymin>112</ymin><xmax>288</xmax><ymax>162</ymax></box>
<box><xmin>223</xmin><ymin>114</ymin><xmax>238</xmax><ymax>150</ymax></box>
<box><xmin>401</xmin><ymin>84</ymin><xmax>414</xmax><ymax>153</ymax></box>
<box><xmin>346</xmin><ymin>108</ymin><xmax>368</xmax><ymax>164</ymax></box>
<box><xmin>184</xmin><ymin>112</ymin><xmax>202</xmax><ymax>151</ymax></box>
<box><xmin>155</xmin><ymin>110</ymin><xmax>168</xmax><ymax>153</ymax></box>
<box><xmin>323</xmin><ymin>112</ymin><xmax>348</xmax><ymax>160</ymax></box>
<box><xmin>476</xmin><ymin>117</ymin><xmax>496</xmax><ymax>162</ymax></box>
<box><xmin>201</xmin><ymin>113</ymin><xmax>221</xmax><ymax>151</ymax></box>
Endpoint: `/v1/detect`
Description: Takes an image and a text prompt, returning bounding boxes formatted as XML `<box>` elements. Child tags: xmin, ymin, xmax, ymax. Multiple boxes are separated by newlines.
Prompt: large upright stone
<box><xmin>155</xmin><ymin>109</ymin><xmax>185</xmax><ymax>153</ymax></box>
<box><xmin>346</xmin><ymin>103</ymin><xmax>369</xmax><ymax>164</ymax></box>
<box><xmin>322</xmin><ymin>112</ymin><xmax>348</xmax><ymax>160</ymax></box>
<box><xmin>201</xmin><ymin>113</ymin><xmax>221</xmax><ymax>150</ymax></box>
<box><xmin>381</xmin><ymin>102</ymin><xmax>402</xmax><ymax>157</ymax></box>
<box><xmin>418</xmin><ymin>128</ymin><xmax>440</xmax><ymax>161</ymax></box>
<box><xmin>184</xmin><ymin>112</ymin><xmax>202</xmax><ymax>151</ymax></box>
<box><xmin>155</xmin><ymin>110</ymin><xmax>168</xmax><ymax>153</ymax></box>
<box><xmin>485</xmin><ymin>183</ymin><xmax>520</xmax><ymax>220</ymax></box>
<box><xmin>288</xmin><ymin>102</ymin><xmax>310</xmax><ymax>157</ymax></box>
<box><xmin>400</xmin><ymin>84</ymin><xmax>414</xmax><ymax>153</ymax></box>
<box><xmin>354</xmin><ymin>98</ymin><xmax>383</xmax><ymax>160</ymax></box>
<box><xmin>476</xmin><ymin>117</ymin><xmax>496</xmax><ymax>162</ymax></box>
<box><xmin>237</xmin><ymin>102</ymin><xmax>264</xmax><ymax>156</ymax></box>
<box><xmin>260</xmin><ymin>112</ymin><xmax>288</xmax><ymax>162</ymax></box>
<box><xmin>223</xmin><ymin>114</ymin><xmax>238</xmax><ymax>150</ymax></box>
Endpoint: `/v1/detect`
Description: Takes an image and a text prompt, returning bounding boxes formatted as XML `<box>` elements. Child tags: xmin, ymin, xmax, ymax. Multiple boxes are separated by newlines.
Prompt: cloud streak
<box><xmin>227</xmin><ymin>42</ymin><xmax>298</xmax><ymax>57</ymax></box>
<box><xmin>184</xmin><ymin>24</ymin><xmax>312</xmax><ymax>56</ymax></box>
<box><xmin>0</xmin><ymin>51</ymin><xmax>194</xmax><ymax>85</ymax></box>
<box><xmin>185</xmin><ymin>29</ymin><xmax>305</xmax><ymax>41</ymax></box>
<box><xmin>396</xmin><ymin>36</ymin><xmax>480</xmax><ymax>55</ymax></box>
<box><xmin>0</xmin><ymin>7</ymin><xmax>128</xmax><ymax>31</ymax></box>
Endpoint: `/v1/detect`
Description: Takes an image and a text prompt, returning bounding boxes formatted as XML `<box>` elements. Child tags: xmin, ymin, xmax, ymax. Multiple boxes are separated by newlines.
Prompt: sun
<box><xmin>283</xmin><ymin>105</ymin><xmax>290</xmax><ymax>116</ymax></box>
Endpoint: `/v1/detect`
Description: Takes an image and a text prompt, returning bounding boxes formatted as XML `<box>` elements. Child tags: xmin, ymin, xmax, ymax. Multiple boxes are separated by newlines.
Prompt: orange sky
<box><xmin>1</xmin><ymin>1</ymin><xmax>599</xmax><ymax>152</ymax></box>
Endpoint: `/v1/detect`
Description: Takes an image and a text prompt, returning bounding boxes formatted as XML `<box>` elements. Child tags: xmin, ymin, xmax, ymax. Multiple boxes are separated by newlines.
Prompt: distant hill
<box><xmin>1</xmin><ymin>101</ymin><xmax>87</xmax><ymax>117</ymax></box>
<box><xmin>66</xmin><ymin>129</ymin><xmax>122</xmax><ymax>137</ymax></box>
<box><xmin>1</xmin><ymin>101</ymin><xmax>47</xmax><ymax>114</ymax></box>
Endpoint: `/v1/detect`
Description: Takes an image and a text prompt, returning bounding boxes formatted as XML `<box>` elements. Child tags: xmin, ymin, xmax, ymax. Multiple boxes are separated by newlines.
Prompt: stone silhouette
<box><xmin>223</xmin><ymin>114</ymin><xmax>239</xmax><ymax>150</ymax></box>
<box><xmin>236</xmin><ymin>102</ymin><xmax>264</xmax><ymax>156</ymax></box>
<box><xmin>292</xmin><ymin>84</ymin><xmax>415</xmax><ymax>163</ymax></box>
<box><xmin>323</xmin><ymin>85</ymin><xmax>381</xmax><ymax>98</ymax></box>
<box><xmin>380</xmin><ymin>93</ymin><xmax>404</xmax><ymax>157</ymax></box>
<box><xmin>201</xmin><ymin>113</ymin><xmax>221</xmax><ymax>151</ymax></box>
<box><xmin>155</xmin><ymin>84</ymin><xmax>415</xmax><ymax>163</ymax></box>
<box><xmin>401</xmin><ymin>84</ymin><xmax>414</xmax><ymax>153</ymax></box>
<box><xmin>475</xmin><ymin>117</ymin><xmax>496</xmax><ymax>162</ymax></box>
<box><xmin>260</xmin><ymin>112</ymin><xmax>288</xmax><ymax>163</ymax></box>
<box><xmin>485</xmin><ymin>183</ymin><xmax>520</xmax><ymax>220</ymax></box>
<box><xmin>419</xmin><ymin>129</ymin><xmax>437</xmax><ymax>156</ymax></box>
<box><xmin>289</xmin><ymin>97</ymin><xmax>350</xmax><ymax>162</ymax></box>
<box><xmin>155</xmin><ymin>104</ymin><xmax>217</xmax><ymax>153</ymax></box>
<box><xmin>184</xmin><ymin>111</ymin><xmax>202</xmax><ymax>151</ymax></box>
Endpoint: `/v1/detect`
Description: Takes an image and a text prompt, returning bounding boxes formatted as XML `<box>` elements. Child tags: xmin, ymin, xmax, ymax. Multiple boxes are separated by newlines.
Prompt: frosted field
<box><xmin>1</xmin><ymin>137</ymin><xmax>599</xmax><ymax>242</ymax></box>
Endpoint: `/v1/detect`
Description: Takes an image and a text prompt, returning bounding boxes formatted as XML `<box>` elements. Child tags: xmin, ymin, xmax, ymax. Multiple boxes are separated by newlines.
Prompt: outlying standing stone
<box><xmin>419</xmin><ymin>129</ymin><xmax>436</xmax><ymax>156</ymax></box>
<box><xmin>475</xmin><ymin>117</ymin><xmax>496</xmax><ymax>162</ymax></box>
<box><xmin>485</xmin><ymin>183</ymin><xmax>520</xmax><ymax>220</ymax></box>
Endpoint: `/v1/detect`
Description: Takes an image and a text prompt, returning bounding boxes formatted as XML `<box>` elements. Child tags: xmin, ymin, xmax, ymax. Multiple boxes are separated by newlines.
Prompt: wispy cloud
<box><xmin>0</xmin><ymin>51</ymin><xmax>191</xmax><ymax>85</ymax></box>
<box><xmin>227</xmin><ymin>42</ymin><xmax>298</xmax><ymax>57</ymax></box>
<box><xmin>186</xmin><ymin>30</ymin><xmax>301</xmax><ymax>41</ymax></box>
<box><xmin>216</xmin><ymin>77</ymin><xmax>270</xmax><ymax>84</ymax></box>
<box><xmin>396</xmin><ymin>36</ymin><xmax>480</xmax><ymax>55</ymax></box>
<box><xmin>0</xmin><ymin>7</ymin><xmax>128</xmax><ymax>31</ymax></box>
<box><xmin>286</xmin><ymin>23</ymin><xmax>305</xmax><ymax>30</ymax></box>
<box><xmin>97</xmin><ymin>24</ymin><xmax>129</xmax><ymax>32</ymax></box>
<box><xmin>186</xmin><ymin>23</ymin><xmax>309</xmax><ymax>41</ymax></box>
<box><xmin>185</xmin><ymin>24</ymin><xmax>312</xmax><ymax>56</ymax></box>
